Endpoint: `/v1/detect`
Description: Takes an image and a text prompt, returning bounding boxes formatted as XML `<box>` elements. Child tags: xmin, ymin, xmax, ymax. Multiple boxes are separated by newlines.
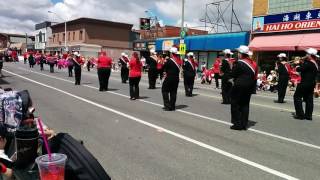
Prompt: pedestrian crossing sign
<box><xmin>179</xmin><ymin>44</ymin><xmax>186</xmax><ymax>55</ymax></box>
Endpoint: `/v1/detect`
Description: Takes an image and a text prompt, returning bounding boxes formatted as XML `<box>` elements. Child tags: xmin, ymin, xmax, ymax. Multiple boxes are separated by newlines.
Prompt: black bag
<box><xmin>48</xmin><ymin>133</ymin><xmax>111</xmax><ymax>180</ymax></box>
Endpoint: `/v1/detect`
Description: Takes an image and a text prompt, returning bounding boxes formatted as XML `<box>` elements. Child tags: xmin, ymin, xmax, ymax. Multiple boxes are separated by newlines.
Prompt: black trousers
<box><xmin>162</xmin><ymin>77</ymin><xmax>179</xmax><ymax>110</ymax></box>
<box><xmin>40</xmin><ymin>63</ymin><xmax>44</xmax><ymax>71</ymax></box>
<box><xmin>294</xmin><ymin>84</ymin><xmax>315</xmax><ymax>119</ymax></box>
<box><xmin>87</xmin><ymin>62</ymin><xmax>91</xmax><ymax>72</ymax></box>
<box><xmin>74</xmin><ymin>67</ymin><xmax>81</xmax><ymax>85</ymax></box>
<box><xmin>68</xmin><ymin>66</ymin><xmax>73</xmax><ymax>77</ymax></box>
<box><xmin>97</xmin><ymin>68</ymin><xmax>111</xmax><ymax>91</ymax></box>
<box><xmin>214</xmin><ymin>73</ymin><xmax>220</xmax><ymax>88</ymax></box>
<box><xmin>129</xmin><ymin>77</ymin><xmax>141</xmax><ymax>99</ymax></box>
<box><xmin>221</xmin><ymin>79</ymin><xmax>232</xmax><ymax>104</ymax></box>
<box><xmin>29</xmin><ymin>64</ymin><xmax>34</xmax><ymax>68</ymax></box>
<box><xmin>24</xmin><ymin>58</ymin><xmax>27</xmax><ymax>64</ymax></box>
<box><xmin>277</xmin><ymin>78</ymin><xmax>288</xmax><ymax>102</ymax></box>
<box><xmin>49</xmin><ymin>64</ymin><xmax>55</xmax><ymax>73</ymax></box>
<box><xmin>158</xmin><ymin>69</ymin><xmax>164</xmax><ymax>80</ymax></box>
<box><xmin>148</xmin><ymin>69</ymin><xmax>158</xmax><ymax>89</ymax></box>
<box><xmin>121</xmin><ymin>67</ymin><xmax>129</xmax><ymax>83</ymax></box>
<box><xmin>231</xmin><ymin>86</ymin><xmax>252</xmax><ymax>128</ymax></box>
<box><xmin>184</xmin><ymin>75</ymin><xmax>195</xmax><ymax>96</ymax></box>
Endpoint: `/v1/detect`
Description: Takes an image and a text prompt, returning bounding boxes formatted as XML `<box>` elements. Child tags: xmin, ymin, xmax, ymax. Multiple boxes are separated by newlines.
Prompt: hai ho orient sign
<box><xmin>252</xmin><ymin>9</ymin><xmax>320</xmax><ymax>33</ymax></box>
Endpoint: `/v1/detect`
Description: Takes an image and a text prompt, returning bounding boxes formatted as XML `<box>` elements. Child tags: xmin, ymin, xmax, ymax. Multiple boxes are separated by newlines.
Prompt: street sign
<box><xmin>180</xmin><ymin>30</ymin><xmax>187</xmax><ymax>38</ymax></box>
<box><xmin>179</xmin><ymin>43</ymin><xmax>186</xmax><ymax>55</ymax></box>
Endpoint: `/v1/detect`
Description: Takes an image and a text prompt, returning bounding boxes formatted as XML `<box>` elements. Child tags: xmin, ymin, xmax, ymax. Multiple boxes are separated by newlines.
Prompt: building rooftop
<box><xmin>0</xmin><ymin>33</ymin><xmax>34</xmax><ymax>38</ymax></box>
<box><xmin>51</xmin><ymin>17</ymin><xmax>133</xmax><ymax>29</ymax></box>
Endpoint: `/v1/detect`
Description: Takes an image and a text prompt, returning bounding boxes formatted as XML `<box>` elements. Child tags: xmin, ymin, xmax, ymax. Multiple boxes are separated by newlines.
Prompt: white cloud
<box><xmin>0</xmin><ymin>0</ymin><xmax>253</xmax><ymax>34</ymax></box>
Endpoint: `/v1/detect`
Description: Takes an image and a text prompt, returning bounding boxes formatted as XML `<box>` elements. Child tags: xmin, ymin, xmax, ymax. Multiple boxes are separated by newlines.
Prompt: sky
<box><xmin>0</xmin><ymin>0</ymin><xmax>253</xmax><ymax>35</ymax></box>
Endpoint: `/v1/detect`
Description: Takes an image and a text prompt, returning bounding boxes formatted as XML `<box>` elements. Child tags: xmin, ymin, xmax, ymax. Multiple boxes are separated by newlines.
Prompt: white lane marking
<box><xmin>3</xmin><ymin>69</ymin><xmax>299</xmax><ymax>180</ymax></box>
<box><xmin>12</xmin><ymin>67</ymin><xmax>320</xmax><ymax>151</ymax></box>
<box><xmin>198</xmin><ymin>93</ymin><xmax>320</xmax><ymax>117</ymax></box>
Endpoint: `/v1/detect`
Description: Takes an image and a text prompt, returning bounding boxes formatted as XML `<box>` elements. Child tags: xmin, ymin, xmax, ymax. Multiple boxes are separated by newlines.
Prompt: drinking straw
<box><xmin>37</xmin><ymin>117</ymin><xmax>52</xmax><ymax>160</ymax></box>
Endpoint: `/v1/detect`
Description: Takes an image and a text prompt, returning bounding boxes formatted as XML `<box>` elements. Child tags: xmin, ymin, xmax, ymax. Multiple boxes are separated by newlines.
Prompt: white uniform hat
<box><xmin>277</xmin><ymin>53</ymin><xmax>287</xmax><ymax>58</ymax></box>
<box><xmin>187</xmin><ymin>52</ymin><xmax>194</xmax><ymax>57</ymax></box>
<box><xmin>121</xmin><ymin>52</ymin><xmax>128</xmax><ymax>57</ymax></box>
<box><xmin>305</xmin><ymin>48</ymin><xmax>319</xmax><ymax>57</ymax></box>
<box><xmin>169</xmin><ymin>47</ymin><xmax>179</xmax><ymax>54</ymax></box>
<box><xmin>150</xmin><ymin>49</ymin><xmax>157</xmax><ymax>55</ymax></box>
<box><xmin>236</xmin><ymin>45</ymin><xmax>251</xmax><ymax>55</ymax></box>
<box><xmin>223</xmin><ymin>49</ymin><xmax>233</xmax><ymax>55</ymax></box>
<box><xmin>73</xmin><ymin>52</ymin><xmax>80</xmax><ymax>57</ymax></box>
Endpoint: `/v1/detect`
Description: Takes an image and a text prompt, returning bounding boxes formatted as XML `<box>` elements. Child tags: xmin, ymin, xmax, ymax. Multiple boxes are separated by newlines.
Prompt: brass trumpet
<box><xmin>287</xmin><ymin>56</ymin><xmax>307</xmax><ymax>65</ymax></box>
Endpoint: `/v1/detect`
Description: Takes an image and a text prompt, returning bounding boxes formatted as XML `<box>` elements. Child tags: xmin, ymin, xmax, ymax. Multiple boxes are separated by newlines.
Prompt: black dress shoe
<box><xmin>293</xmin><ymin>115</ymin><xmax>305</xmax><ymax>120</ymax></box>
<box><xmin>230</xmin><ymin>125</ymin><xmax>243</xmax><ymax>131</ymax></box>
<box><xmin>163</xmin><ymin>108</ymin><xmax>172</xmax><ymax>111</ymax></box>
<box><xmin>221</xmin><ymin>102</ymin><xmax>231</xmax><ymax>105</ymax></box>
<box><xmin>305</xmin><ymin>117</ymin><xmax>312</xmax><ymax>120</ymax></box>
<box><xmin>274</xmin><ymin>100</ymin><xmax>285</xmax><ymax>103</ymax></box>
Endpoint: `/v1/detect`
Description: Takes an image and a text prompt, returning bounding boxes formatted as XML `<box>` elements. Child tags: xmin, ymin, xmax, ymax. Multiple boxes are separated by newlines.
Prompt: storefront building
<box><xmin>156</xmin><ymin>32</ymin><xmax>250</xmax><ymax>69</ymax></box>
<box><xmin>249</xmin><ymin>0</ymin><xmax>320</xmax><ymax>72</ymax></box>
<box><xmin>133</xmin><ymin>39</ymin><xmax>156</xmax><ymax>58</ymax></box>
<box><xmin>47</xmin><ymin>18</ymin><xmax>137</xmax><ymax>59</ymax></box>
<box><xmin>0</xmin><ymin>33</ymin><xmax>34</xmax><ymax>54</ymax></box>
<box><xmin>34</xmin><ymin>21</ymin><xmax>52</xmax><ymax>52</ymax></box>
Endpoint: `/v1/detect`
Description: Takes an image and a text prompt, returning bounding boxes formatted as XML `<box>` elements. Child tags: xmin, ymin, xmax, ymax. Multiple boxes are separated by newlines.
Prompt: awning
<box><xmin>185</xmin><ymin>32</ymin><xmax>250</xmax><ymax>51</ymax></box>
<box><xmin>155</xmin><ymin>32</ymin><xmax>250</xmax><ymax>51</ymax></box>
<box><xmin>296</xmin><ymin>33</ymin><xmax>320</xmax><ymax>50</ymax></box>
<box><xmin>249</xmin><ymin>33</ymin><xmax>320</xmax><ymax>51</ymax></box>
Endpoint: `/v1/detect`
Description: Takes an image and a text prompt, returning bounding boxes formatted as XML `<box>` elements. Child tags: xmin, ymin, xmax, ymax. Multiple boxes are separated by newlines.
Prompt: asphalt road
<box><xmin>1</xmin><ymin>62</ymin><xmax>320</xmax><ymax>180</ymax></box>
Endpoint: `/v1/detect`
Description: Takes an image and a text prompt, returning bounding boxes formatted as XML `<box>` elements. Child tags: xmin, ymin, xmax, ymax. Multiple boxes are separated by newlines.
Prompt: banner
<box><xmin>253</xmin><ymin>9</ymin><xmax>320</xmax><ymax>33</ymax></box>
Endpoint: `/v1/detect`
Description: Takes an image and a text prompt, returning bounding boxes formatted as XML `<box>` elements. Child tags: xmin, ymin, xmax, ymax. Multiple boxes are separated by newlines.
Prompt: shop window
<box><xmin>268</xmin><ymin>0</ymin><xmax>312</xmax><ymax>14</ymax></box>
<box><xmin>53</xmin><ymin>35</ymin><xmax>55</xmax><ymax>42</ymax></box>
<box><xmin>63</xmin><ymin>33</ymin><xmax>65</xmax><ymax>41</ymax></box>
<box><xmin>79</xmin><ymin>31</ymin><xmax>83</xmax><ymax>40</ymax></box>
<box><xmin>68</xmin><ymin>32</ymin><xmax>70</xmax><ymax>41</ymax></box>
<box><xmin>73</xmin><ymin>32</ymin><xmax>75</xmax><ymax>40</ymax></box>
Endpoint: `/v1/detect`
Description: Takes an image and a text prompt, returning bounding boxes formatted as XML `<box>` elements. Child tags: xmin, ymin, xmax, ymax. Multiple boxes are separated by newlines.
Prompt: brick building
<box><xmin>249</xmin><ymin>0</ymin><xmax>320</xmax><ymax>71</ymax></box>
<box><xmin>137</xmin><ymin>25</ymin><xmax>208</xmax><ymax>40</ymax></box>
<box><xmin>47</xmin><ymin>18</ymin><xmax>138</xmax><ymax>59</ymax></box>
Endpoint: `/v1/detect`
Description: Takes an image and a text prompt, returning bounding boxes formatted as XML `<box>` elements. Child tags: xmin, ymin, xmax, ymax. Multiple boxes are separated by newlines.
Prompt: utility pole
<box><xmin>25</xmin><ymin>33</ymin><xmax>28</xmax><ymax>53</ymax></box>
<box><xmin>181</xmin><ymin>0</ymin><xmax>185</xmax><ymax>33</ymax></box>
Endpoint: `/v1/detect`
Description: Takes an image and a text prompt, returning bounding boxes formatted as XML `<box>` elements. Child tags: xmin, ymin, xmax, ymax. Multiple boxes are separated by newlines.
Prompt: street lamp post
<box><xmin>48</xmin><ymin>11</ymin><xmax>67</xmax><ymax>52</ymax></box>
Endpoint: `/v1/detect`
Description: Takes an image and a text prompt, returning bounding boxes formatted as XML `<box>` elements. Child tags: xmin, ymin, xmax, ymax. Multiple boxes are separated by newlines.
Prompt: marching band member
<box><xmin>146</xmin><ymin>49</ymin><xmax>158</xmax><ymax>89</ymax></box>
<box><xmin>212</xmin><ymin>58</ymin><xmax>221</xmax><ymax>89</ymax></box>
<box><xmin>162</xmin><ymin>47</ymin><xmax>182</xmax><ymax>111</ymax></box>
<box><xmin>73</xmin><ymin>52</ymin><xmax>84</xmax><ymax>85</ymax></box>
<box><xmin>230</xmin><ymin>46</ymin><xmax>258</xmax><ymax>130</ymax></box>
<box><xmin>293</xmin><ymin>48</ymin><xmax>319</xmax><ymax>120</ymax></box>
<box><xmin>220</xmin><ymin>49</ymin><xmax>233</xmax><ymax>104</ymax></box>
<box><xmin>118</xmin><ymin>52</ymin><xmax>129</xmax><ymax>84</ymax></box>
<box><xmin>129</xmin><ymin>52</ymin><xmax>142</xmax><ymax>100</ymax></box>
<box><xmin>274</xmin><ymin>53</ymin><xmax>290</xmax><ymax>103</ymax></box>
<box><xmin>183</xmin><ymin>52</ymin><xmax>198</xmax><ymax>97</ymax></box>
<box><xmin>97</xmin><ymin>51</ymin><xmax>113</xmax><ymax>91</ymax></box>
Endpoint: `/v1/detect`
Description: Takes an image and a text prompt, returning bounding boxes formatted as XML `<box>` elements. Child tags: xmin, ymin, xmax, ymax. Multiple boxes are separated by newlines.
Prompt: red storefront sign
<box><xmin>264</xmin><ymin>19</ymin><xmax>320</xmax><ymax>33</ymax></box>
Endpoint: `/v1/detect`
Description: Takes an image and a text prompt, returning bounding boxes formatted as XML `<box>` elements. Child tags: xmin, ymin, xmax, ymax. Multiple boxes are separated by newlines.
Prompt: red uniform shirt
<box><xmin>97</xmin><ymin>55</ymin><xmax>112</xmax><ymax>68</ymax></box>
<box><xmin>212</xmin><ymin>58</ymin><xmax>221</xmax><ymax>74</ymax></box>
<box><xmin>129</xmin><ymin>58</ymin><xmax>142</xmax><ymax>78</ymax></box>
